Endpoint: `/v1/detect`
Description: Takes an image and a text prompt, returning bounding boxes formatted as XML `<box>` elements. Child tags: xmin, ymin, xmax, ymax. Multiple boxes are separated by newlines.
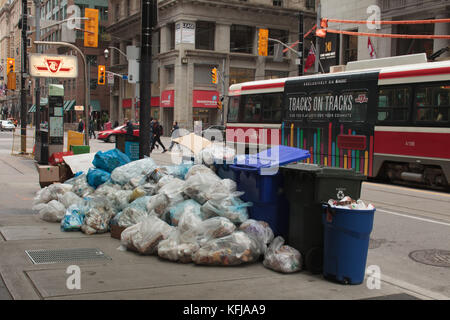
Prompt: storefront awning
<box><xmin>62</xmin><ymin>100</ymin><xmax>70</xmax><ymax>110</ymax></box>
<box><xmin>90</xmin><ymin>100</ymin><xmax>101</xmax><ymax>112</ymax></box>
<box><xmin>64</xmin><ymin>100</ymin><xmax>76</xmax><ymax>111</ymax></box>
<box><xmin>28</xmin><ymin>105</ymin><xmax>36</xmax><ymax>113</ymax></box>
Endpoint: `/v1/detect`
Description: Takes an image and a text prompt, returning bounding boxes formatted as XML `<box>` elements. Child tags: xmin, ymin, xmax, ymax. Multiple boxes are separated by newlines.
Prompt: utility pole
<box><xmin>20</xmin><ymin>0</ymin><xmax>28</xmax><ymax>153</ymax></box>
<box><xmin>139</xmin><ymin>0</ymin><xmax>155</xmax><ymax>158</ymax></box>
<box><xmin>315</xmin><ymin>2</ymin><xmax>321</xmax><ymax>73</ymax></box>
<box><xmin>33</xmin><ymin>0</ymin><xmax>41</xmax><ymax>146</ymax></box>
<box><xmin>299</xmin><ymin>12</ymin><xmax>304</xmax><ymax>76</ymax></box>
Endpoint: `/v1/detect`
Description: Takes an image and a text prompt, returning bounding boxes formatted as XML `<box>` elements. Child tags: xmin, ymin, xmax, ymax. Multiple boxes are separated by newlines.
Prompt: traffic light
<box><xmin>211</xmin><ymin>67</ymin><xmax>218</xmax><ymax>84</ymax></box>
<box><xmin>98</xmin><ymin>65</ymin><xmax>105</xmax><ymax>85</ymax></box>
<box><xmin>84</xmin><ymin>8</ymin><xmax>99</xmax><ymax>48</ymax></box>
<box><xmin>7</xmin><ymin>58</ymin><xmax>14</xmax><ymax>75</ymax></box>
<box><xmin>258</xmin><ymin>28</ymin><xmax>268</xmax><ymax>56</ymax></box>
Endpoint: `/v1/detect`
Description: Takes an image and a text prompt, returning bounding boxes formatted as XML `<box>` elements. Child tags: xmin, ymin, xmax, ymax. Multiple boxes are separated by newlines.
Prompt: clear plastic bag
<box><xmin>183</xmin><ymin>171</ymin><xmax>222</xmax><ymax>204</ymax></box>
<box><xmin>158</xmin><ymin>178</ymin><xmax>186</xmax><ymax>207</ymax></box>
<box><xmin>33</xmin><ymin>183</ymin><xmax>73</xmax><ymax>206</ymax></box>
<box><xmin>169</xmin><ymin>199</ymin><xmax>203</xmax><ymax>226</ymax></box>
<box><xmin>239</xmin><ymin>219</ymin><xmax>274</xmax><ymax>254</ymax></box>
<box><xmin>120</xmin><ymin>215</ymin><xmax>175</xmax><ymax>255</ymax></box>
<box><xmin>116</xmin><ymin>196</ymin><xmax>153</xmax><ymax>228</ymax></box>
<box><xmin>192</xmin><ymin>231</ymin><xmax>262</xmax><ymax>266</ymax></box>
<box><xmin>129</xmin><ymin>187</ymin><xmax>146</xmax><ymax>202</ymax></box>
<box><xmin>201</xmin><ymin>192</ymin><xmax>251</xmax><ymax>224</ymax></box>
<box><xmin>33</xmin><ymin>199</ymin><xmax>67</xmax><ymax>222</ymax></box>
<box><xmin>197</xmin><ymin>143</ymin><xmax>236</xmax><ymax>166</ymax></box>
<box><xmin>146</xmin><ymin>193</ymin><xmax>169</xmax><ymax>217</ymax></box>
<box><xmin>81</xmin><ymin>197</ymin><xmax>115</xmax><ymax>234</ymax></box>
<box><xmin>70</xmin><ymin>174</ymin><xmax>95</xmax><ymax>198</ymax></box>
<box><xmin>195</xmin><ymin>217</ymin><xmax>236</xmax><ymax>246</ymax></box>
<box><xmin>111</xmin><ymin>157</ymin><xmax>158</xmax><ymax>185</ymax></box>
<box><xmin>61</xmin><ymin>204</ymin><xmax>85</xmax><ymax>231</ymax></box>
<box><xmin>184</xmin><ymin>164</ymin><xmax>216</xmax><ymax>180</ymax></box>
<box><xmin>157</xmin><ymin>208</ymin><xmax>202</xmax><ymax>263</ymax></box>
<box><xmin>263</xmin><ymin>236</ymin><xmax>302</xmax><ymax>274</ymax></box>
<box><xmin>57</xmin><ymin>191</ymin><xmax>85</xmax><ymax>209</ymax></box>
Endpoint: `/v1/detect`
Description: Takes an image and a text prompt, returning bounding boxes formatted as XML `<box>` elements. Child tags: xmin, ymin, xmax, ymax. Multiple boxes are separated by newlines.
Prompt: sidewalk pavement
<box><xmin>0</xmin><ymin>141</ymin><xmax>428</xmax><ymax>300</ymax></box>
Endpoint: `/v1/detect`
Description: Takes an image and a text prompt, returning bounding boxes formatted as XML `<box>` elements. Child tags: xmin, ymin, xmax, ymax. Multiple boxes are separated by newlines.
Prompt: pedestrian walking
<box><xmin>114</xmin><ymin>120</ymin><xmax>119</xmax><ymax>128</ymax></box>
<box><xmin>150</xmin><ymin>119</ymin><xmax>167</xmax><ymax>153</ymax></box>
<box><xmin>77</xmin><ymin>118</ymin><xmax>84</xmax><ymax>133</ymax></box>
<box><xmin>168</xmin><ymin>121</ymin><xmax>180</xmax><ymax>152</ymax></box>
<box><xmin>89</xmin><ymin>118</ymin><xmax>96</xmax><ymax>139</ymax></box>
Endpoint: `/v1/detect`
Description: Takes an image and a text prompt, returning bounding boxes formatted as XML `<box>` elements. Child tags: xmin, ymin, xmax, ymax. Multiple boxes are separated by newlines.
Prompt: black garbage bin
<box><xmin>38</xmin><ymin>129</ymin><xmax>49</xmax><ymax>165</ymax></box>
<box><xmin>280</xmin><ymin>163</ymin><xmax>366</xmax><ymax>274</ymax></box>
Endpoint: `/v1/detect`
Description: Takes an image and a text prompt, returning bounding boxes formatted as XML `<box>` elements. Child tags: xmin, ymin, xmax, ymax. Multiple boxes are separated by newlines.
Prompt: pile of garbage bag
<box><xmin>32</xmin><ymin>148</ymin><xmax>305</xmax><ymax>273</ymax></box>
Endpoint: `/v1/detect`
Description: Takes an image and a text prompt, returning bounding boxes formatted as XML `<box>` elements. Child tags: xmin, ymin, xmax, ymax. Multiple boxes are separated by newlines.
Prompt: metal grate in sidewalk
<box><xmin>25</xmin><ymin>248</ymin><xmax>111</xmax><ymax>265</ymax></box>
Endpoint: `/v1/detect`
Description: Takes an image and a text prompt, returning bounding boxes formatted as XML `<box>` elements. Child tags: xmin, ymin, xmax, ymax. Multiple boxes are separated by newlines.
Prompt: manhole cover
<box><xmin>25</xmin><ymin>248</ymin><xmax>111</xmax><ymax>265</ymax></box>
<box><xmin>409</xmin><ymin>249</ymin><xmax>450</xmax><ymax>268</ymax></box>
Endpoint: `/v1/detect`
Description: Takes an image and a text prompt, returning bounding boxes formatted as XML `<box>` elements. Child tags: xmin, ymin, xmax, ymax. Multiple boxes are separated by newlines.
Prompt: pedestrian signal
<box><xmin>98</xmin><ymin>65</ymin><xmax>105</xmax><ymax>85</ymax></box>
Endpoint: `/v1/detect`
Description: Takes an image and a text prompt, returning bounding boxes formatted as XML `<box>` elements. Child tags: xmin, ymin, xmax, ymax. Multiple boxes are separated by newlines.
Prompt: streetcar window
<box><xmin>377</xmin><ymin>87</ymin><xmax>411</xmax><ymax>123</ymax></box>
<box><xmin>227</xmin><ymin>96</ymin><xmax>240</xmax><ymax>123</ymax></box>
<box><xmin>415</xmin><ymin>84</ymin><xmax>450</xmax><ymax>123</ymax></box>
<box><xmin>227</xmin><ymin>93</ymin><xmax>283</xmax><ymax>123</ymax></box>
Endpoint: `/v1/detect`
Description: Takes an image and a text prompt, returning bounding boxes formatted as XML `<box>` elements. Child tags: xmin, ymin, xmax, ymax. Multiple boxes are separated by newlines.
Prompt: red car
<box><xmin>97</xmin><ymin>123</ymin><xmax>139</xmax><ymax>143</ymax></box>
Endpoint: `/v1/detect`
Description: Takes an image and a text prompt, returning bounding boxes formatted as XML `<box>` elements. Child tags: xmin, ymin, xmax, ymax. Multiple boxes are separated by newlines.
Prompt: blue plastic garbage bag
<box><xmin>87</xmin><ymin>168</ymin><xmax>111</xmax><ymax>189</ymax></box>
<box><xmin>163</xmin><ymin>163</ymin><xmax>194</xmax><ymax>180</ymax></box>
<box><xmin>169</xmin><ymin>199</ymin><xmax>203</xmax><ymax>226</ymax></box>
<box><xmin>92</xmin><ymin>149</ymin><xmax>131</xmax><ymax>173</ymax></box>
<box><xmin>61</xmin><ymin>205</ymin><xmax>85</xmax><ymax>232</ymax></box>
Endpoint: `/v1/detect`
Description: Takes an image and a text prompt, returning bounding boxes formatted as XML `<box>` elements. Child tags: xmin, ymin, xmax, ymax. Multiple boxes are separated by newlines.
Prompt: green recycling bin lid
<box><xmin>281</xmin><ymin>163</ymin><xmax>366</xmax><ymax>180</ymax></box>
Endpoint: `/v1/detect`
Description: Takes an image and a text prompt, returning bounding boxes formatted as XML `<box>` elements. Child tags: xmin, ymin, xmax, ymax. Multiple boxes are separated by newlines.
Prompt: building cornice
<box><xmin>106</xmin><ymin>12</ymin><xmax>140</xmax><ymax>34</ymax></box>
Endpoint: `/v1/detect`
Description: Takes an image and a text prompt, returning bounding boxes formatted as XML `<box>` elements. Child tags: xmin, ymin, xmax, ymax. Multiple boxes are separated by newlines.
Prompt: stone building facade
<box><xmin>106</xmin><ymin>0</ymin><xmax>316</xmax><ymax>132</ymax></box>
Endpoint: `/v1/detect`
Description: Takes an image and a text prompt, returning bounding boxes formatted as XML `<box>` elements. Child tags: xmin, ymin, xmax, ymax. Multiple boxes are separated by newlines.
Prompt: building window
<box><xmin>165</xmin><ymin>65</ymin><xmax>174</xmax><ymax>84</ymax></box>
<box><xmin>264</xmin><ymin>70</ymin><xmax>289</xmax><ymax>80</ymax></box>
<box><xmin>306</xmin><ymin>0</ymin><xmax>315</xmax><ymax>9</ymax></box>
<box><xmin>343</xmin><ymin>31</ymin><xmax>358</xmax><ymax>64</ymax></box>
<box><xmin>115</xmin><ymin>3</ymin><xmax>120</xmax><ymax>22</ymax></box>
<box><xmin>230</xmin><ymin>25</ymin><xmax>255</xmax><ymax>54</ymax></box>
<box><xmin>396</xmin><ymin>24</ymin><xmax>434</xmax><ymax>58</ymax></box>
<box><xmin>87</xmin><ymin>55</ymin><xmax>97</xmax><ymax>67</ymax></box>
<box><xmin>194</xmin><ymin>64</ymin><xmax>217</xmax><ymax>85</ymax></box>
<box><xmin>273</xmin><ymin>0</ymin><xmax>282</xmax><ymax>6</ymax></box>
<box><xmin>268</xmin><ymin>29</ymin><xmax>288</xmax><ymax>56</ymax></box>
<box><xmin>169</xmin><ymin>23</ymin><xmax>175</xmax><ymax>50</ymax></box>
<box><xmin>195</xmin><ymin>21</ymin><xmax>215</xmax><ymax>51</ymax></box>
<box><xmin>96</xmin><ymin>6</ymin><xmax>108</xmax><ymax>21</ymax></box>
<box><xmin>126</xmin><ymin>0</ymin><xmax>130</xmax><ymax>17</ymax></box>
<box><xmin>229</xmin><ymin>68</ymin><xmax>255</xmax><ymax>85</ymax></box>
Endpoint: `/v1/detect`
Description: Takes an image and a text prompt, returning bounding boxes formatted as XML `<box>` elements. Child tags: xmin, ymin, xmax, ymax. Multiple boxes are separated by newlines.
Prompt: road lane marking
<box><xmin>377</xmin><ymin>208</ymin><xmax>450</xmax><ymax>227</ymax></box>
<box><xmin>375</xmin><ymin>273</ymin><xmax>449</xmax><ymax>300</ymax></box>
<box><xmin>363</xmin><ymin>182</ymin><xmax>450</xmax><ymax>198</ymax></box>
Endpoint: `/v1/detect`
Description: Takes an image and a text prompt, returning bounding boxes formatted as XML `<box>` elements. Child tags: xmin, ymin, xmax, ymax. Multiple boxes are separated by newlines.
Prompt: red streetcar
<box><xmin>226</xmin><ymin>54</ymin><xmax>450</xmax><ymax>189</ymax></box>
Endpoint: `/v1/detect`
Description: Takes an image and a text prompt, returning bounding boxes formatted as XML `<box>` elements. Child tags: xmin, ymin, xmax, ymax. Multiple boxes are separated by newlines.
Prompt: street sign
<box><xmin>122</xmin><ymin>75</ymin><xmax>128</xmax><ymax>80</ymax></box>
<box><xmin>107</xmin><ymin>72</ymin><xmax>114</xmax><ymax>85</ymax></box>
<box><xmin>29</xmin><ymin>54</ymin><xmax>78</xmax><ymax>78</ymax></box>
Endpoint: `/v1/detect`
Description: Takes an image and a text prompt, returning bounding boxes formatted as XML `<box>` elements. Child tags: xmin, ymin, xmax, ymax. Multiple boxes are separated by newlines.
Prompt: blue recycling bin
<box><xmin>322</xmin><ymin>204</ymin><xmax>376</xmax><ymax>285</ymax></box>
<box><xmin>229</xmin><ymin>146</ymin><xmax>310</xmax><ymax>238</ymax></box>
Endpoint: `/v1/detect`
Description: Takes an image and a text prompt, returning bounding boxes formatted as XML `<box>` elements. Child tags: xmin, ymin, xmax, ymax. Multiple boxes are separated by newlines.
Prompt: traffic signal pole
<box><xmin>20</xmin><ymin>0</ymin><xmax>28</xmax><ymax>153</ymax></box>
<box><xmin>33</xmin><ymin>0</ymin><xmax>41</xmax><ymax>145</ymax></box>
<box><xmin>139</xmin><ymin>0</ymin><xmax>154</xmax><ymax>158</ymax></box>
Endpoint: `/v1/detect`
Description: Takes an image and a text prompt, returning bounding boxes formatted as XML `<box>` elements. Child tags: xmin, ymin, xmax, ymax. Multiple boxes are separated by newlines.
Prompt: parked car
<box><xmin>0</xmin><ymin>120</ymin><xmax>16</xmax><ymax>131</ymax></box>
<box><xmin>200</xmin><ymin>125</ymin><xmax>226</xmax><ymax>142</ymax></box>
<box><xmin>97</xmin><ymin>123</ymin><xmax>139</xmax><ymax>143</ymax></box>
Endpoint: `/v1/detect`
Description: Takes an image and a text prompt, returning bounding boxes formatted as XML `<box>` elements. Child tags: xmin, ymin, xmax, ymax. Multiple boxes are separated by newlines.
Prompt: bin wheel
<box><xmin>108</xmin><ymin>135</ymin><xmax>116</xmax><ymax>143</ymax></box>
<box><xmin>305</xmin><ymin>247</ymin><xmax>323</xmax><ymax>274</ymax></box>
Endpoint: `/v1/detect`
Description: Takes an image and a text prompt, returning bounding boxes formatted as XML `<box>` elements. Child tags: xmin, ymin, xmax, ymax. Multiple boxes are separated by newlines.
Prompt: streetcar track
<box><xmin>363</xmin><ymin>183</ymin><xmax>450</xmax><ymax>203</ymax></box>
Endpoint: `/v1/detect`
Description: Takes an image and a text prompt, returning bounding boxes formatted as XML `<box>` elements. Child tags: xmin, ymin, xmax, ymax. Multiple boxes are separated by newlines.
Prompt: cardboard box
<box><xmin>58</xmin><ymin>163</ymin><xmax>74</xmax><ymax>183</ymax></box>
<box><xmin>38</xmin><ymin>165</ymin><xmax>60</xmax><ymax>187</ymax></box>
<box><xmin>110</xmin><ymin>225</ymin><xmax>127</xmax><ymax>240</ymax></box>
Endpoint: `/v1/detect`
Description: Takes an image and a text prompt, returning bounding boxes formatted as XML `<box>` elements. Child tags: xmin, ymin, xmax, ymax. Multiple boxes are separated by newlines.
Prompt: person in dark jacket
<box><xmin>77</xmin><ymin>118</ymin><xmax>84</xmax><ymax>133</ymax></box>
<box><xmin>150</xmin><ymin>119</ymin><xmax>166</xmax><ymax>153</ymax></box>
<box><xmin>168</xmin><ymin>121</ymin><xmax>180</xmax><ymax>152</ymax></box>
<box><xmin>125</xmin><ymin>118</ymin><xmax>134</xmax><ymax>137</ymax></box>
<box><xmin>89</xmin><ymin>118</ymin><xmax>96</xmax><ymax>139</ymax></box>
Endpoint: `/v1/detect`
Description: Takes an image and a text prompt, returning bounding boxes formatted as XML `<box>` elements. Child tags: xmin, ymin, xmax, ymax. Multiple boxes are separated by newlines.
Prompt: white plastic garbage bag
<box><xmin>120</xmin><ymin>215</ymin><xmax>175</xmax><ymax>255</ymax></box>
<box><xmin>57</xmin><ymin>191</ymin><xmax>85</xmax><ymax>209</ymax></box>
<box><xmin>111</xmin><ymin>157</ymin><xmax>158</xmax><ymax>185</ymax></box>
<box><xmin>33</xmin><ymin>199</ymin><xmax>66</xmax><ymax>222</ymax></box>
<box><xmin>146</xmin><ymin>193</ymin><xmax>170</xmax><ymax>218</ymax></box>
<box><xmin>183</xmin><ymin>170</ymin><xmax>222</xmax><ymax>204</ymax></box>
<box><xmin>201</xmin><ymin>192</ymin><xmax>251</xmax><ymax>224</ymax></box>
<box><xmin>81</xmin><ymin>197</ymin><xmax>114</xmax><ymax>235</ymax></box>
<box><xmin>158</xmin><ymin>177</ymin><xmax>186</xmax><ymax>207</ymax></box>
<box><xmin>33</xmin><ymin>183</ymin><xmax>73</xmax><ymax>206</ymax></box>
<box><xmin>263</xmin><ymin>236</ymin><xmax>302</xmax><ymax>274</ymax></box>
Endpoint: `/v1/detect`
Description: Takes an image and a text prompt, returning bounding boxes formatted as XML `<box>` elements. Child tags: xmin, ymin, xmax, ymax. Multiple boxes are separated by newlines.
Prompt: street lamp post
<box><xmin>34</xmin><ymin>41</ymin><xmax>90</xmax><ymax>146</ymax></box>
